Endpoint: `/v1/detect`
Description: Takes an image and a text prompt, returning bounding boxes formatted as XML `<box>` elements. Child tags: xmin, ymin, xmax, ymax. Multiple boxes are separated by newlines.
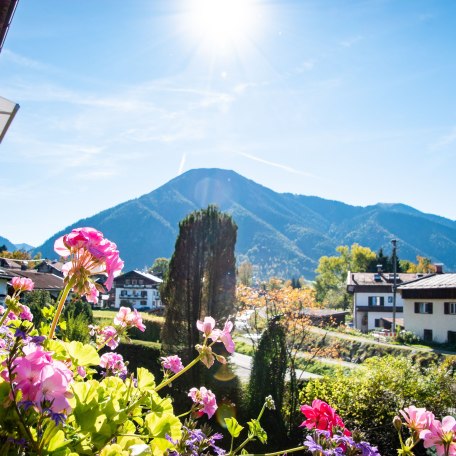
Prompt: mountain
<box><xmin>33</xmin><ymin>168</ymin><xmax>456</xmax><ymax>278</ymax></box>
<box><xmin>14</xmin><ymin>243</ymin><xmax>35</xmax><ymax>252</ymax></box>
<box><xmin>0</xmin><ymin>236</ymin><xmax>16</xmax><ymax>252</ymax></box>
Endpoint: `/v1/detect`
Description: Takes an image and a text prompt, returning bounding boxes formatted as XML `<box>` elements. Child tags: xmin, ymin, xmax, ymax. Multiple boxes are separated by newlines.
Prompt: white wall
<box><xmin>404</xmin><ymin>299</ymin><xmax>456</xmax><ymax>343</ymax></box>
<box><xmin>114</xmin><ymin>287</ymin><xmax>161</xmax><ymax>310</ymax></box>
<box><xmin>0</xmin><ymin>278</ymin><xmax>8</xmax><ymax>305</ymax></box>
<box><xmin>353</xmin><ymin>291</ymin><xmax>403</xmax><ymax>331</ymax></box>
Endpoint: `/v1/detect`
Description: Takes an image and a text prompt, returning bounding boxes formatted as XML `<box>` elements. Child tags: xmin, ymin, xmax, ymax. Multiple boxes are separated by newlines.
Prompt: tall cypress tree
<box><xmin>161</xmin><ymin>205</ymin><xmax>237</xmax><ymax>358</ymax></box>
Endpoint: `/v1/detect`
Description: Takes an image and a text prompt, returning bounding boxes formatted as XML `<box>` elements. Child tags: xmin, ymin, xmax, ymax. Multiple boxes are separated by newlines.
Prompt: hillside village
<box><xmin>1</xmin><ymin>254</ymin><xmax>455</xmax><ymax>346</ymax></box>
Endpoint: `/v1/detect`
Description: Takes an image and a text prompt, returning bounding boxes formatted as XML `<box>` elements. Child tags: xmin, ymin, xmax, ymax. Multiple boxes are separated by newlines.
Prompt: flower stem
<box><xmin>155</xmin><ymin>355</ymin><xmax>201</xmax><ymax>393</ymax></box>
<box><xmin>49</xmin><ymin>281</ymin><xmax>73</xmax><ymax>339</ymax></box>
<box><xmin>264</xmin><ymin>445</ymin><xmax>306</xmax><ymax>455</ymax></box>
<box><xmin>231</xmin><ymin>402</ymin><xmax>267</xmax><ymax>455</ymax></box>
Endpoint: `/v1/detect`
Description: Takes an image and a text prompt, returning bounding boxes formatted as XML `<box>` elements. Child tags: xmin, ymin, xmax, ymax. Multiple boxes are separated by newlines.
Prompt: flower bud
<box><xmin>265</xmin><ymin>395</ymin><xmax>276</xmax><ymax>410</ymax></box>
<box><xmin>393</xmin><ymin>416</ymin><xmax>403</xmax><ymax>431</ymax></box>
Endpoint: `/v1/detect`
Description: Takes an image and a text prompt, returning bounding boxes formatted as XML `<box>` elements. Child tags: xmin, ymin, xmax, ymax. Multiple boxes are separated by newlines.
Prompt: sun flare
<box><xmin>183</xmin><ymin>0</ymin><xmax>261</xmax><ymax>55</ymax></box>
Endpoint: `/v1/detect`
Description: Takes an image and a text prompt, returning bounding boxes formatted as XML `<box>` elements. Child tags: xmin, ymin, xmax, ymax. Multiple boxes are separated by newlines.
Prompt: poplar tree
<box><xmin>161</xmin><ymin>205</ymin><xmax>237</xmax><ymax>358</ymax></box>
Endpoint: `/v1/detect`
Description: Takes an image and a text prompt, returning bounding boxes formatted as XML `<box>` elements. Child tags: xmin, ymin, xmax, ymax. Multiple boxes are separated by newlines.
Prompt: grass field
<box><xmin>93</xmin><ymin>309</ymin><xmax>164</xmax><ymax>323</ymax></box>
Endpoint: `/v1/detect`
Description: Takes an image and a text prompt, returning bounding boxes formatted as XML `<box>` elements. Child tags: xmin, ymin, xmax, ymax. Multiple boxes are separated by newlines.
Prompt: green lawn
<box><xmin>93</xmin><ymin>309</ymin><xmax>164</xmax><ymax>323</ymax></box>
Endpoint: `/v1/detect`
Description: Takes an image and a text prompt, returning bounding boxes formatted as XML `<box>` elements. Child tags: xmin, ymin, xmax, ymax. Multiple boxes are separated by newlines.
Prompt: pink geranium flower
<box><xmin>420</xmin><ymin>416</ymin><xmax>456</xmax><ymax>456</ymax></box>
<box><xmin>300</xmin><ymin>399</ymin><xmax>350</xmax><ymax>436</ymax></box>
<box><xmin>161</xmin><ymin>355</ymin><xmax>184</xmax><ymax>374</ymax></box>
<box><xmin>400</xmin><ymin>406</ymin><xmax>435</xmax><ymax>433</ymax></box>
<box><xmin>213</xmin><ymin>320</ymin><xmax>235</xmax><ymax>353</ymax></box>
<box><xmin>197</xmin><ymin>317</ymin><xmax>216</xmax><ymax>337</ymax></box>
<box><xmin>54</xmin><ymin>227</ymin><xmax>123</xmax><ymax>303</ymax></box>
<box><xmin>102</xmin><ymin>326</ymin><xmax>120</xmax><ymax>350</ymax></box>
<box><xmin>100</xmin><ymin>352</ymin><xmax>127</xmax><ymax>377</ymax></box>
<box><xmin>11</xmin><ymin>277</ymin><xmax>34</xmax><ymax>292</ymax></box>
<box><xmin>114</xmin><ymin>307</ymin><xmax>146</xmax><ymax>332</ymax></box>
<box><xmin>7</xmin><ymin>344</ymin><xmax>73</xmax><ymax>414</ymax></box>
<box><xmin>19</xmin><ymin>304</ymin><xmax>33</xmax><ymax>322</ymax></box>
<box><xmin>188</xmin><ymin>386</ymin><xmax>218</xmax><ymax>419</ymax></box>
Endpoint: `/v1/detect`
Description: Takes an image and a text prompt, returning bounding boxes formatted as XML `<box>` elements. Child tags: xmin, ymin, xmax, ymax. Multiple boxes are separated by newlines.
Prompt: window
<box><xmin>141</xmin><ymin>291</ymin><xmax>147</xmax><ymax>297</ymax></box>
<box><xmin>423</xmin><ymin>329</ymin><xmax>433</xmax><ymax>342</ymax></box>
<box><xmin>140</xmin><ymin>300</ymin><xmax>147</xmax><ymax>306</ymax></box>
<box><xmin>125</xmin><ymin>279</ymin><xmax>131</xmax><ymax>285</ymax></box>
<box><xmin>139</xmin><ymin>279</ymin><xmax>144</xmax><ymax>285</ymax></box>
<box><xmin>448</xmin><ymin>331</ymin><xmax>456</xmax><ymax>345</ymax></box>
<box><xmin>374</xmin><ymin>319</ymin><xmax>381</xmax><ymax>327</ymax></box>
<box><xmin>368</xmin><ymin>296</ymin><xmax>384</xmax><ymax>306</ymax></box>
<box><xmin>388</xmin><ymin>296</ymin><xmax>393</xmax><ymax>304</ymax></box>
<box><xmin>414</xmin><ymin>302</ymin><xmax>433</xmax><ymax>314</ymax></box>
<box><xmin>444</xmin><ymin>302</ymin><xmax>456</xmax><ymax>315</ymax></box>
<box><xmin>120</xmin><ymin>290</ymin><xmax>127</xmax><ymax>296</ymax></box>
<box><xmin>131</xmin><ymin>279</ymin><xmax>137</xmax><ymax>285</ymax></box>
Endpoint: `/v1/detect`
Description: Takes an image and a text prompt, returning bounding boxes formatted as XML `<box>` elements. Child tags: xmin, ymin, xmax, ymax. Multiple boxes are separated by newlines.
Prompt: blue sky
<box><xmin>1</xmin><ymin>0</ymin><xmax>455</xmax><ymax>246</ymax></box>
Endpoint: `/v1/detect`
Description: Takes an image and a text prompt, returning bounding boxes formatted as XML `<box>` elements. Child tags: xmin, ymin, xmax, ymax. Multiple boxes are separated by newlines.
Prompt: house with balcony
<box><xmin>113</xmin><ymin>270</ymin><xmax>163</xmax><ymax>312</ymax></box>
<box><xmin>398</xmin><ymin>272</ymin><xmax>456</xmax><ymax>344</ymax></box>
<box><xmin>346</xmin><ymin>269</ymin><xmax>430</xmax><ymax>332</ymax></box>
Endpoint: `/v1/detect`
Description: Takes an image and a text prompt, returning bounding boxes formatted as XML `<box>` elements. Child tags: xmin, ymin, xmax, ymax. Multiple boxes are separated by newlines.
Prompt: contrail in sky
<box><xmin>239</xmin><ymin>152</ymin><xmax>314</xmax><ymax>177</ymax></box>
<box><xmin>178</xmin><ymin>153</ymin><xmax>186</xmax><ymax>174</ymax></box>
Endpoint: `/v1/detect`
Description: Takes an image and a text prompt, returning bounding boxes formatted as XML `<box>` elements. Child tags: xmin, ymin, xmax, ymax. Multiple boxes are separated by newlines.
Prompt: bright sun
<box><xmin>183</xmin><ymin>0</ymin><xmax>261</xmax><ymax>56</ymax></box>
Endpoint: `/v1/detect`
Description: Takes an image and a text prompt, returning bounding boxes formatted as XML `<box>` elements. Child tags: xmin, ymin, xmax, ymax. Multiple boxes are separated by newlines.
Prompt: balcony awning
<box><xmin>0</xmin><ymin>95</ymin><xmax>19</xmax><ymax>143</ymax></box>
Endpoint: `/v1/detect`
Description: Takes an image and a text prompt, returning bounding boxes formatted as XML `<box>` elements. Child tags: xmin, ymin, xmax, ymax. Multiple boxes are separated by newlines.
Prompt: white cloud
<box><xmin>339</xmin><ymin>35</ymin><xmax>363</xmax><ymax>48</ymax></box>
<box><xmin>429</xmin><ymin>127</ymin><xmax>456</xmax><ymax>150</ymax></box>
<box><xmin>2</xmin><ymin>49</ymin><xmax>53</xmax><ymax>71</ymax></box>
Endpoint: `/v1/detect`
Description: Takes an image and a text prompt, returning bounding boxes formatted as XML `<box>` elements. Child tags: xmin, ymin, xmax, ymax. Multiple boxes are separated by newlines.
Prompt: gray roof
<box><xmin>134</xmin><ymin>270</ymin><xmax>163</xmax><ymax>283</ymax></box>
<box><xmin>8</xmin><ymin>269</ymin><xmax>64</xmax><ymax>291</ymax></box>
<box><xmin>347</xmin><ymin>272</ymin><xmax>428</xmax><ymax>287</ymax></box>
<box><xmin>398</xmin><ymin>273</ymin><xmax>456</xmax><ymax>290</ymax></box>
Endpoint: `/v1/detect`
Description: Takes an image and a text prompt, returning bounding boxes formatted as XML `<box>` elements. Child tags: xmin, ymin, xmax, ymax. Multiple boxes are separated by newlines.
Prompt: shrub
<box><xmin>396</xmin><ymin>329</ymin><xmax>421</xmax><ymax>345</ymax></box>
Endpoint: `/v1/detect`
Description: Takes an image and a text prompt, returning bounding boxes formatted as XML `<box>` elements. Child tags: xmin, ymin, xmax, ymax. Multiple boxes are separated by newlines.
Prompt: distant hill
<box><xmin>0</xmin><ymin>236</ymin><xmax>16</xmax><ymax>252</ymax></box>
<box><xmin>14</xmin><ymin>243</ymin><xmax>35</xmax><ymax>252</ymax></box>
<box><xmin>0</xmin><ymin>237</ymin><xmax>35</xmax><ymax>253</ymax></box>
<box><xmin>33</xmin><ymin>168</ymin><xmax>456</xmax><ymax>279</ymax></box>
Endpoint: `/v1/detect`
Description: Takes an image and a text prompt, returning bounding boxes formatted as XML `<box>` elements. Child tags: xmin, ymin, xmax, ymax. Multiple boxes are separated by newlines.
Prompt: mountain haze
<box><xmin>33</xmin><ymin>169</ymin><xmax>456</xmax><ymax>278</ymax></box>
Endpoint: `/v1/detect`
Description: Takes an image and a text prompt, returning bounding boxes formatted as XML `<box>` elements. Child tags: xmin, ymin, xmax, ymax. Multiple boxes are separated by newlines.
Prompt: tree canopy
<box><xmin>161</xmin><ymin>205</ymin><xmax>237</xmax><ymax>357</ymax></box>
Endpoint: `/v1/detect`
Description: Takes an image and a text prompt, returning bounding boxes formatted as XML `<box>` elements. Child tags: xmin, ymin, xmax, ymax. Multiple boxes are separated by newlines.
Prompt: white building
<box><xmin>346</xmin><ymin>271</ymin><xmax>429</xmax><ymax>332</ymax></box>
<box><xmin>398</xmin><ymin>273</ymin><xmax>456</xmax><ymax>344</ymax></box>
<box><xmin>113</xmin><ymin>270</ymin><xmax>163</xmax><ymax>311</ymax></box>
<box><xmin>0</xmin><ymin>268</ymin><xmax>11</xmax><ymax>305</ymax></box>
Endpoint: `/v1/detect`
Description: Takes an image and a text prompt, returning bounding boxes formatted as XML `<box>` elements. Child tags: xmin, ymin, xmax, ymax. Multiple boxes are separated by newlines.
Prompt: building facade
<box><xmin>113</xmin><ymin>270</ymin><xmax>163</xmax><ymax>311</ymax></box>
<box><xmin>347</xmin><ymin>271</ymin><xmax>429</xmax><ymax>332</ymax></box>
<box><xmin>399</xmin><ymin>273</ymin><xmax>456</xmax><ymax>344</ymax></box>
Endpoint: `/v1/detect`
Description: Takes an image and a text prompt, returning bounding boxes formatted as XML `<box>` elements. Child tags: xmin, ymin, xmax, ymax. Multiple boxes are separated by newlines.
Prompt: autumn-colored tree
<box><xmin>237</xmin><ymin>281</ymin><xmax>337</xmax><ymax>433</ymax></box>
<box><xmin>237</xmin><ymin>261</ymin><xmax>253</xmax><ymax>286</ymax></box>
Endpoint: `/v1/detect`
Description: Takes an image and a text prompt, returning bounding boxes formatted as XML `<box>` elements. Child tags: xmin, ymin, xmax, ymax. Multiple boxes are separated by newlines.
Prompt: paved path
<box><xmin>230</xmin><ymin>352</ymin><xmax>322</xmax><ymax>382</ymax></box>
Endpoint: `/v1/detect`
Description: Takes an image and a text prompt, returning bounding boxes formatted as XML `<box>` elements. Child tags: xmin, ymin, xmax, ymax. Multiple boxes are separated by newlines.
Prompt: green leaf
<box><xmin>225</xmin><ymin>417</ymin><xmax>244</xmax><ymax>438</ymax></box>
<box><xmin>247</xmin><ymin>419</ymin><xmax>267</xmax><ymax>444</ymax></box>
<box><xmin>66</xmin><ymin>341</ymin><xmax>100</xmax><ymax>367</ymax></box>
<box><xmin>144</xmin><ymin>412</ymin><xmax>181</xmax><ymax>440</ymax></box>
<box><xmin>137</xmin><ymin>368</ymin><xmax>156</xmax><ymax>392</ymax></box>
<box><xmin>47</xmin><ymin>429</ymin><xmax>68</xmax><ymax>452</ymax></box>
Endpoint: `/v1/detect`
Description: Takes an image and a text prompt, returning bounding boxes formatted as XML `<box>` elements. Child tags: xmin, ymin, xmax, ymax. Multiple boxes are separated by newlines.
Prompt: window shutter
<box><xmin>429</xmin><ymin>303</ymin><xmax>433</xmax><ymax>314</ymax></box>
<box><xmin>444</xmin><ymin>302</ymin><xmax>449</xmax><ymax>314</ymax></box>
<box><xmin>368</xmin><ymin>297</ymin><xmax>373</xmax><ymax>306</ymax></box>
<box><xmin>380</xmin><ymin>297</ymin><xmax>385</xmax><ymax>306</ymax></box>
<box><xmin>414</xmin><ymin>302</ymin><xmax>419</xmax><ymax>313</ymax></box>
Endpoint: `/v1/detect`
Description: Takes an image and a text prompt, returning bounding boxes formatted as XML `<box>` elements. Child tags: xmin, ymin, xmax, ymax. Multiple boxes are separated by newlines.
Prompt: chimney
<box><xmin>434</xmin><ymin>263</ymin><xmax>444</xmax><ymax>274</ymax></box>
<box><xmin>377</xmin><ymin>264</ymin><xmax>383</xmax><ymax>273</ymax></box>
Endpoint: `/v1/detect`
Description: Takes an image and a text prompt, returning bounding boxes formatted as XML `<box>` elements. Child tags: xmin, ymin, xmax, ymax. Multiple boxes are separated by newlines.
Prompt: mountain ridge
<box><xmin>20</xmin><ymin>168</ymin><xmax>456</xmax><ymax>278</ymax></box>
